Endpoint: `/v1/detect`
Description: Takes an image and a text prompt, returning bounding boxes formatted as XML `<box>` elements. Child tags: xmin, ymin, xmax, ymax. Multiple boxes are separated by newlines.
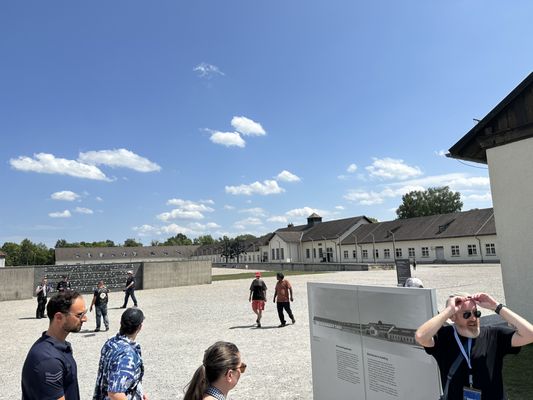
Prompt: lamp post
<box><xmin>388</xmin><ymin>230</ymin><xmax>396</xmax><ymax>261</ymax></box>
<box><xmin>353</xmin><ymin>234</ymin><xmax>358</xmax><ymax>262</ymax></box>
<box><xmin>370</xmin><ymin>233</ymin><xmax>376</xmax><ymax>263</ymax></box>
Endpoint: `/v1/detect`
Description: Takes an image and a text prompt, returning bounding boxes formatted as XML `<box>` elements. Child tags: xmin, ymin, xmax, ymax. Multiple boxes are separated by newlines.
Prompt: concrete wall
<box><xmin>487</xmin><ymin>138</ymin><xmax>533</xmax><ymax>321</ymax></box>
<box><xmin>143</xmin><ymin>260</ymin><xmax>211</xmax><ymax>289</ymax></box>
<box><xmin>0</xmin><ymin>267</ymin><xmax>35</xmax><ymax>301</ymax></box>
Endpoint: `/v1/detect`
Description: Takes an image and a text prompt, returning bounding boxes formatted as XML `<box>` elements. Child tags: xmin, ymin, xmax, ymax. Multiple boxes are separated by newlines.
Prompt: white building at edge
<box><xmin>0</xmin><ymin>251</ymin><xmax>5</xmax><ymax>268</ymax></box>
<box><xmin>449</xmin><ymin>71</ymin><xmax>533</xmax><ymax>322</ymax></box>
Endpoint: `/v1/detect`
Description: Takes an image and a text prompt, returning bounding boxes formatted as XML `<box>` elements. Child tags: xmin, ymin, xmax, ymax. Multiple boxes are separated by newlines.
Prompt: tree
<box><xmin>193</xmin><ymin>235</ymin><xmax>216</xmax><ymax>245</ymax></box>
<box><xmin>162</xmin><ymin>233</ymin><xmax>192</xmax><ymax>246</ymax></box>
<box><xmin>2</xmin><ymin>239</ymin><xmax>54</xmax><ymax>266</ymax></box>
<box><xmin>124</xmin><ymin>238</ymin><xmax>143</xmax><ymax>247</ymax></box>
<box><xmin>396</xmin><ymin>186</ymin><xmax>463</xmax><ymax>219</ymax></box>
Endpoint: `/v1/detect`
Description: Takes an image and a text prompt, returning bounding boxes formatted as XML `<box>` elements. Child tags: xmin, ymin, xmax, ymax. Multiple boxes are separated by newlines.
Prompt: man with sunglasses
<box><xmin>416</xmin><ymin>292</ymin><xmax>533</xmax><ymax>400</ymax></box>
<box><xmin>22</xmin><ymin>291</ymin><xmax>88</xmax><ymax>400</ymax></box>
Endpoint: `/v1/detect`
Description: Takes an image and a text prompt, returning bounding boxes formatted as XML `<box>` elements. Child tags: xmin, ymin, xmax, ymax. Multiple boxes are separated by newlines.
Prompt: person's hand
<box><xmin>446</xmin><ymin>296</ymin><xmax>465</xmax><ymax>316</ymax></box>
<box><xmin>290</xmin><ymin>297</ymin><xmax>294</xmax><ymax>302</ymax></box>
<box><xmin>471</xmin><ymin>292</ymin><xmax>498</xmax><ymax>311</ymax></box>
<box><xmin>273</xmin><ymin>299</ymin><xmax>276</xmax><ymax>303</ymax></box>
<box><xmin>90</xmin><ymin>306</ymin><xmax>93</xmax><ymax>312</ymax></box>
<box><xmin>143</xmin><ymin>394</ymin><xmax>149</xmax><ymax>400</ymax></box>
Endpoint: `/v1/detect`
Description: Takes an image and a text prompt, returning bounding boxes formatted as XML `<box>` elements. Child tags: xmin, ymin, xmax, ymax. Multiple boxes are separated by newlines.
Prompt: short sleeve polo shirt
<box><xmin>22</xmin><ymin>332</ymin><xmax>80</xmax><ymax>400</ymax></box>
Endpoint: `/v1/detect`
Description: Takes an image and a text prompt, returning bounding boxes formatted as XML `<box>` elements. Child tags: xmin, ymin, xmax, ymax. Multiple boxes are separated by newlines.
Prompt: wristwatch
<box><xmin>494</xmin><ymin>303</ymin><xmax>505</xmax><ymax>314</ymax></box>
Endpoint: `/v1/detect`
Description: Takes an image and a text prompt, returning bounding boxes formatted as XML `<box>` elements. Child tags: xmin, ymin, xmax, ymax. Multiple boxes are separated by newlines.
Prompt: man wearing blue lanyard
<box><xmin>415</xmin><ymin>293</ymin><xmax>533</xmax><ymax>400</ymax></box>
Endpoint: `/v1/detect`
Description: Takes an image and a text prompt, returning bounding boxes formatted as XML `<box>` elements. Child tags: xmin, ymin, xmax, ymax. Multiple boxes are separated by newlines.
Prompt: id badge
<box><xmin>463</xmin><ymin>386</ymin><xmax>481</xmax><ymax>400</ymax></box>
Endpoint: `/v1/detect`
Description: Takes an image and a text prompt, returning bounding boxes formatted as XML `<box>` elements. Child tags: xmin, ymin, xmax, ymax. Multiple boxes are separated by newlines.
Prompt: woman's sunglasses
<box><xmin>234</xmin><ymin>363</ymin><xmax>247</xmax><ymax>374</ymax></box>
<box><xmin>463</xmin><ymin>310</ymin><xmax>481</xmax><ymax>319</ymax></box>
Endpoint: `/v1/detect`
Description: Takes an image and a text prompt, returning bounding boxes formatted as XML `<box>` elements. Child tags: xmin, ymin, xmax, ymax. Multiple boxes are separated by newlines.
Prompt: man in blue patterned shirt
<box><xmin>93</xmin><ymin>308</ymin><xmax>147</xmax><ymax>400</ymax></box>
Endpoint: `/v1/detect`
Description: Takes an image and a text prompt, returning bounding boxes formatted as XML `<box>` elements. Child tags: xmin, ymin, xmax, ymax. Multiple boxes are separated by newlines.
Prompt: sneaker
<box><xmin>257</xmin><ymin>322</ymin><xmax>261</xmax><ymax>328</ymax></box>
<box><xmin>94</xmin><ymin>328</ymin><xmax>100</xmax><ymax>332</ymax></box>
<box><xmin>105</xmin><ymin>327</ymin><xmax>109</xmax><ymax>331</ymax></box>
<box><xmin>256</xmin><ymin>318</ymin><xmax>259</xmax><ymax>324</ymax></box>
<box><xmin>119</xmin><ymin>306</ymin><xmax>126</xmax><ymax>309</ymax></box>
<box><xmin>278</xmin><ymin>322</ymin><xmax>286</xmax><ymax>328</ymax></box>
<box><xmin>291</xmin><ymin>318</ymin><xmax>296</xmax><ymax>324</ymax></box>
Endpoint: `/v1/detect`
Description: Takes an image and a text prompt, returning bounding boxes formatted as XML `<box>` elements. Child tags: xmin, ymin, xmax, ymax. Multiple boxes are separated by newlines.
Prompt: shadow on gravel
<box><xmin>19</xmin><ymin>317</ymin><xmax>39</xmax><ymax>320</ymax></box>
<box><xmin>229</xmin><ymin>324</ymin><xmax>257</xmax><ymax>329</ymax></box>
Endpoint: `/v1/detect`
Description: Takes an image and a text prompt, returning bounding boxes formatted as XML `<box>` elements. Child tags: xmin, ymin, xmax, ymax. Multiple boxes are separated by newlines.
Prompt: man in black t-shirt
<box><xmin>121</xmin><ymin>270</ymin><xmax>138</xmax><ymax>308</ymax></box>
<box><xmin>249</xmin><ymin>272</ymin><xmax>267</xmax><ymax>328</ymax></box>
<box><xmin>22</xmin><ymin>291</ymin><xmax>88</xmax><ymax>400</ymax></box>
<box><xmin>90</xmin><ymin>280</ymin><xmax>110</xmax><ymax>332</ymax></box>
<box><xmin>56</xmin><ymin>275</ymin><xmax>72</xmax><ymax>292</ymax></box>
<box><xmin>416</xmin><ymin>292</ymin><xmax>533</xmax><ymax>400</ymax></box>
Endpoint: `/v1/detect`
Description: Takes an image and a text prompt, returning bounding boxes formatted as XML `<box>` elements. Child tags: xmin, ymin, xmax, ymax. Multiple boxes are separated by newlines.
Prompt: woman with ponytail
<box><xmin>184</xmin><ymin>341</ymin><xmax>246</xmax><ymax>400</ymax></box>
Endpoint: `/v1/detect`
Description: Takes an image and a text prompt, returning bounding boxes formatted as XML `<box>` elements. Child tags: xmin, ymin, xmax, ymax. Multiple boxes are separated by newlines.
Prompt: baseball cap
<box><xmin>127</xmin><ymin>270</ymin><xmax>133</xmax><ymax>274</ymax></box>
<box><xmin>120</xmin><ymin>308</ymin><xmax>145</xmax><ymax>330</ymax></box>
<box><xmin>255</xmin><ymin>271</ymin><xmax>261</xmax><ymax>277</ymax></box>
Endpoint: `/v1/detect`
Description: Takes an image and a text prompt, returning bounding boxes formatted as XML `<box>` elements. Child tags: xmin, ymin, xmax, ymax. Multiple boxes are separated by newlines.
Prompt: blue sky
<box><xmin>2</xmin><ymin>1</ymin><xmax>533</xmax><ymax>248</ymax></box>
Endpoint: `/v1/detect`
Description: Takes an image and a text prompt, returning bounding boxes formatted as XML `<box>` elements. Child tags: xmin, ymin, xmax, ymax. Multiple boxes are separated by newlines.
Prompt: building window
<box><xmin>281</xmin><ymin>248</ymin><xmax>285</xmax><ymax>260</ymax></box>
<box><xmin>275</xmin><ymin>248</ymin><xmax>280</xmax><ymax>260</ymax></box>
<box><xmin>306</xmin><ymin>249</ymin><xmax>310</xmax><ymax>259</ymax></box>
<box><xmin>395</xmin><ymin>248</ymin><xmax>403</xmax><ymax>258</ymax></box>
<box><xmin>318</xmin><ymin>248</ymin><xmax>323</xmax><ymax>259</ymax></box>
<box><xmin>408</xmin><ymin>248</ymin><xmax>415</xmax><ymax>258</ymax></box>
<box><xmin>132</xmin><ymin>251</ymin><xmax>137</xmax><ymax>257</ymax></box>
<box><xmin>384</xmin><ymin>249</ymin><xmax>390</xmax><ymax>259</ymax></box>
<box><xmin>486</xmin><ymin>243</ymin><xmax>496</xmax><ymax>256</ymax></box>
<box><xmin>343</xmin><ymin>250</ymin><xmax>349</xmax><ymax>259</ymax></box>
<box><xmin>122</xmin><ymin>252</ymin><xmax>127</xmax><ymax>257</ymax></box>
<box><xmin>87</xmin><ymin>253</ymin><xmax>92</xmax><ymax>258</ymax></box>
<box><xmin>75</xmin><ymin>254</ymin><xmax>80</xmax><ymax>259</ymax></box>
<box><xmin>272</xmin><ymin>249</ymin><xmax>275</xmax><ymax>260</ymax></box>
<box><xmin>313</xmin><ymin>248</ymin><xmax>317</xmax><ymax>259</ymax></box>
<box><xmin>421</xmin><ymin>247</ymin><xmax>429</xmax><ymax>257</ymax></box>
<box><xmin>374</xmin><ymin>249</ymin><xmax>379</xmax><ymax>259</ymax></box>
<box><xmin>362</xmin><ymin>249</ymin><xmax>368</xmax><ymax>259</ymax></box>
<box><xmin>468</xmin><ymin>245</ymin><xmax>477</xmax><ymax>256</ymax></box>
<box><xmin>352</xmin><ymin>250</ymin><xmax>357</xmax><ymax>259</ymax></box>
<box><xmin>451</xmin><ymin>245</ymin><xmax>460</xmax><ymax>256</ymax></box>
<box><xmin>150</xmin><ymin>251</ymin><xmax>156</xmax><ymax>256</ymax></box>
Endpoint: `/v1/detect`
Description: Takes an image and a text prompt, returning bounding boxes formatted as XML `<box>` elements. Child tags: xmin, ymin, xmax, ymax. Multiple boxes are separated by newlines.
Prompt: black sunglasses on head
<box><xmin>463</xmin><ymin>310</ymin><xmax>481</xmax><ymax>319</ymax></box>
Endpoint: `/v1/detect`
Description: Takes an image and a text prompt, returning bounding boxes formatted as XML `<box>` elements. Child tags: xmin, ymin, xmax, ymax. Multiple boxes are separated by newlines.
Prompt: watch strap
<box><xmin>495</xmin><ymin>303</ymin><xmax>505</xmax><ymax>314</ymax></box>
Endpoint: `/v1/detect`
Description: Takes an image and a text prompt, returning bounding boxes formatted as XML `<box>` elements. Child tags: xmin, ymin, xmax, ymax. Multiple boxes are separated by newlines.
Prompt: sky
<box><xmin>2</xmin><ymin>1</ymin><xmax>533</xmax><ymax>248</ymax></box>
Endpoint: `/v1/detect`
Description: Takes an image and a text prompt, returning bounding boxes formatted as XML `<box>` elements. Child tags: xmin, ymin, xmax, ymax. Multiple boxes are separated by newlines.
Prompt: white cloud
<box><xmin>159</xmin><ymin>223</ymin><xmax>196</xmax><ymax>235</ymax></box>
<box><xmin>365</xmin><ymin>157</ymin><xmax>422</xmax><ymax>180</ymax></box>
<box><xmin>188</xmin><ymin>222</ymin><xmax>221</xmax><ymax>230</ymax></box>
<box><xmin>344</xmin><ymin>191</ymin><xmax>385</xmax><ymax>205</ymax></box>
<box><xmin>132</xmin><ymin>224</ymin><xmax>159</xmax><ymax>236</ymax></box>
<box><xmin>51</xmin><ymin>190</ymin><xmax>80</xmax><ymax>201</ymax></box>
<box><xmin>276</xmin><ymin>170</ymin><xmax>301</xmax><ymax>182</ymax></box>
<box><xmin>231</xmin><ymin>116</ymin><xmax>266</xmax><ymax>136</ymax></box>
<box><xmin>74</xmin><ymin>207</ymin><xmax>93</xmax><ymax>214</ymax></box>
<box><xmin>435</xmin><ymin>150</ymin><xmax>448</xmax><ymax>157</ymax></box>
<box><xmin>463</xmin><ymin>192</ymin><xmax>492</xmax><ymax>202</ymax></box>
<box><xmin>267</xmin><ymin>215</ymin><xmax>288</xmax><ymax>223</ymax></box>
<box><xmin>225</xmin><ymin>180</ymin><xmax>285</xmax><ymax>196</ymax></box>
<box><xmin>95</xmin><ymin>196</ymin><xmax>103</xmax><ymax>202</ymax></box>
<box><xmin>391</xmin><ymin>173</ymin><xmax>490</xmax><ymax>191</ymax></box>
<box><xmin>335</xmin><ymin>205</ymin><xmax>345</xmax><ymax>210</ymax></box>
<box><xmin>337</xmin><ymin>175</ymin><xmax>349</xmax><ymax>181</ymax></box>
<box><xmin>347</xmin><ymin>163</ymin><xmax>358</xmax><ymax>173</ymax></box>
<box><xmin>78</xmin><ymin>148</ymin><xmax>161</xmax><ymax>173</ymax></box>
<box><xmin>166</xmin><ymin>199</ymin><xmax>215</xmax><ymax>213</ymax></box>
<box><xmin>200</xmin><ymin>199</ymin><xmax>215</xmax><ymax>205</ymax></box>
<box><xmin>239</xmin><ymin>207</ymin><xmax>267</xmax><ymax>217</ymax></box>
<box><xmin>49</xmin><ymin>210</ymin><xmax>72</xmax><ymax>218</ymax></box>
<box><xmin>10</xmin><ymin>153</ymin><xmax>109</xmax><ymax>181</ymax></box>
<box><xmin>286</xmin><ymin>207</ymin><xmax>325</xmax><ymax>218</ymax></box>
<box><xmin>224</xmin><ymin>205</ymin><xmax>236</xmax><ymax>210</ymax></box>
<box><xmin>157</xmin><ymin>209</ymin><xmax>205</xmax><ymax>222</ymax></box>
<box><xmin>193</xmin><ymin>62</ymin><xmax>225</xmax><ymax>78</ymax></box>
<box><xmin>234</xmin><ymin>217</ymin><xmax>263</xmax><ymax>230</ymax></box>
<box><xmin>209</xmin><ymin>131</ymin><xmax>245</xmax><ymax>148</ymax></box>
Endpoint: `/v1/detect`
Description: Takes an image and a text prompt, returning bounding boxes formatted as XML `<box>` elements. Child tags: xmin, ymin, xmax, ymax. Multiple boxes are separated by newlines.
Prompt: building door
<box><xmin>435</xmin><ymin>246</ymin><xmax>445</xmax><ymax>262</ymax></box>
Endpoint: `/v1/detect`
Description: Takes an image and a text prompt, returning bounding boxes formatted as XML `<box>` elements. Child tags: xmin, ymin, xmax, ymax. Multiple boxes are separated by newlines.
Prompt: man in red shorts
<box><xmin>249</xmin><ymin>271</ymin><xmax>267</xmax><ymax>328</ymax></box>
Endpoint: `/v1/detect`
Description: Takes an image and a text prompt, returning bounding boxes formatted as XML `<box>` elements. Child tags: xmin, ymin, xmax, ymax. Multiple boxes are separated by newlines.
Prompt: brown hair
<box><xmin>183</xmin><ymin>341</ymin><xmax>240</xmax><ymax>400</ymax></box>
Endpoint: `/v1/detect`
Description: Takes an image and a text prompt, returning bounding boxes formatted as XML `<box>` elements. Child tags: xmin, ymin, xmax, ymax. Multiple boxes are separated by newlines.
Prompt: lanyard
<box><xmin>453</xmin><ymin>325</ymin><xmax>474</xmax><ymax>387</ymax></box>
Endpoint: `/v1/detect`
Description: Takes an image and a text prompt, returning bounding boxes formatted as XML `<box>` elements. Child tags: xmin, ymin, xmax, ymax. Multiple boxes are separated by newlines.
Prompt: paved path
<box><xmin>2</xmin><ymin>264</ymin><xmax>505</xmax><ymax>399</ymax></box>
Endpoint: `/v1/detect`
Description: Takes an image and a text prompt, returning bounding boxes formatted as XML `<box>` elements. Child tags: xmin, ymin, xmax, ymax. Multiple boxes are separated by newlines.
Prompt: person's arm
<box><xmin>249</xmin><ymin>290</ymin><xmax>253</xmax><ymax>302</ymax></box>
<box><xmin>35</xmin><ymin>286</ymin><xmax>42</xmax><ymax>295</ymax></box>
<box><xmin>289</xmin><ymin>287</ymin><xmax>294</xmax><ymax>302</ymax></box>
<box><xmin>471</xmin><ymin>292</ymin><xmax>533</xmax><ymax>347</ymax></box>
<box><xmin>415</xmin><ymin>296</ymin><xmax>461</xmax><ymax>347</ymax></box>
<box><xmin>273</xmin><ymin>286</ymin><xmax>277</xmax><ymax>303</ymax></box>
<box><xmin>90</xmin><ymin>294</ymin><xmax>97</xmax><ymax>312</ymax></box>
<box><xmin>108</xmin><ymin>393</ymin><xmax>128</xmax><ymax>400</ymax></box>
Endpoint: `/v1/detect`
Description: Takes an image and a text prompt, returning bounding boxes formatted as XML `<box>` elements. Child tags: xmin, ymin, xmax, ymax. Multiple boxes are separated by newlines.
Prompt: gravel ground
<box><xmin>2</xmin><ymin>264</ymin><xmax>505</xmax><ymax>399</ymax></box>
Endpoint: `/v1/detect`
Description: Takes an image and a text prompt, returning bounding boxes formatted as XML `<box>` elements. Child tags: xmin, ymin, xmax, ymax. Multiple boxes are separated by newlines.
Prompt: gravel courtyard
<box><xmin>2</xmin><ymin>264</ymin><xmax>506</xmax><ymax>399</ymax></box>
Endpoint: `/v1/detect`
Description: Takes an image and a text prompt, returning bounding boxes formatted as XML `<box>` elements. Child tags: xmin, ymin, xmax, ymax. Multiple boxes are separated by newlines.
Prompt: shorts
<box><xmin>252</xmin><ymin>300</ymin><xmax>265</xmax><ymax>311</ymax></box>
